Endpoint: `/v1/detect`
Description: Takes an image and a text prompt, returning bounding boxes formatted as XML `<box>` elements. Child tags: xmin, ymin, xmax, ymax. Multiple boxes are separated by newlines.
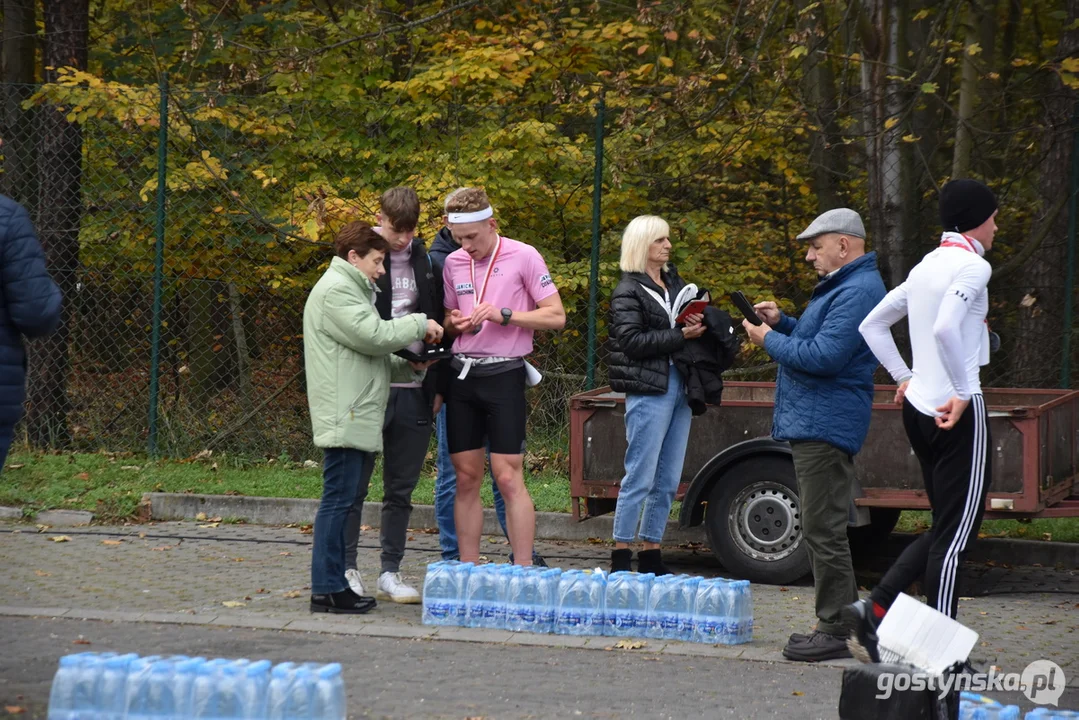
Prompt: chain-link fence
<box><xmin>1</xmin><ymin>76</ymin><xmax>1076</xmax><ymax>463</ymax></box>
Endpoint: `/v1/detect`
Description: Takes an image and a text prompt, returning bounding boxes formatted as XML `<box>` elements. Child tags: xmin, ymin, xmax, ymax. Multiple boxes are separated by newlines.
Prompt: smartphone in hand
<box><xmin>730</xmin><ymin>291</ymin><xmax>763</xmax><ymax>326</ymax></box>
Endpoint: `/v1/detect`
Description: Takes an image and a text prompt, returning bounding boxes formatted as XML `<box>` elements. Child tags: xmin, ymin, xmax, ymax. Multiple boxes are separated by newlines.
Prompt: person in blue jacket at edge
<box><xmin>742</xmin><ymin>208</ymin><xmax>886</xmax><ymax>662</ymax></box>
<box><xmin>0</xmin><ymin>194</ymin><xmax>63</xmax><ymax>472</ymax></box>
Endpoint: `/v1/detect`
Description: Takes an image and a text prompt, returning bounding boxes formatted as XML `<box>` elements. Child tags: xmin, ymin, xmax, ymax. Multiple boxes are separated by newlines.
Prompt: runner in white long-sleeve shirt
<box><xmin>842</xmin><ymin>179</ymin><xmax>998</xmax><ymax>664</ymax></box>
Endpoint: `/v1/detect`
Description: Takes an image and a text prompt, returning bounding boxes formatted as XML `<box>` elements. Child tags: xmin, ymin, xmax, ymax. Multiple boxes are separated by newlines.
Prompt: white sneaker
<box><xmin>376</xmin><ymin>572</ymin><xmax>421</xmax><ymax>604</ymax></box>
<box><xmin>345</xmin><ymin>568</ymin><xmax>365</xmax><ymax>596</ymax></box>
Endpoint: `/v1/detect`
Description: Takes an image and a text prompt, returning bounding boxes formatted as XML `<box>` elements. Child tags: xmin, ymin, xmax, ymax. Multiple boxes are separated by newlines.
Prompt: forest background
<box><xmin>0</xmin><ymin>0</ymin><xmax>1077</xmax><ymax>463</ymax></box>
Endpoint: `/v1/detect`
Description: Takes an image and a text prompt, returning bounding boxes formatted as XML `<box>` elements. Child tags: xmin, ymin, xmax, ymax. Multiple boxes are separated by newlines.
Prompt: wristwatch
<box><xmin>500</xmin><ymin>307</ymin><xmax>513</xmax><ymax>326</ymax></box>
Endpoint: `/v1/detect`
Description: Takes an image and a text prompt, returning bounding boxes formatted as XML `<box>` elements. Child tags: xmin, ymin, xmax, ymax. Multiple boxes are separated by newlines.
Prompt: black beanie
<box><xmin>939</xmin><ymin>179</ymin><xmax>997</xmax><ymax>233</ymax></box>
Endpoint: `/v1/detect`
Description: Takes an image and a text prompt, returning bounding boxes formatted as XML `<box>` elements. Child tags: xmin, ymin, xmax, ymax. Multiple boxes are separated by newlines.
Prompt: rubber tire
<box><xmin>704</xmin><ymin>456</ymin><xmax>811</xmax><ymax>585</ymax></box>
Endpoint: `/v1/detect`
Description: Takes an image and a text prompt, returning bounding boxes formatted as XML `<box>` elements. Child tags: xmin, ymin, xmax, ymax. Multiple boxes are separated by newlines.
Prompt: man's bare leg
<box><xmin>452</xmin><ymin>448</ymin><xmax>487</xmax><ymax>563</ymax></box>
<box><xmin>490</xmin><ymin>452</ymin><xmax>534</xmax><ymax>565</ymax></box>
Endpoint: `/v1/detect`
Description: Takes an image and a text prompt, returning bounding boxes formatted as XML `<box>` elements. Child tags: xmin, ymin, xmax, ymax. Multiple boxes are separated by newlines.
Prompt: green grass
<box><xmin>2</xmin><ymin>451</ymin><xmax>1077</xmax><ymax>543</ymax></box>
<box><xmin>896</xmin><ymin>510</ymin><xmax>1079</xmax><ymax>544</ymax></box>
<box><xmin>0</xmin><ymin>450</ymin><xmax>572</xmax><ymax>522</ymax></box>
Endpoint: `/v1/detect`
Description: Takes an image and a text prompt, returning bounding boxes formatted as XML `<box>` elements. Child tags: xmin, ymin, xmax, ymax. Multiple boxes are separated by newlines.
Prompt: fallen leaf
<box><xmin>74</xmin><ymin>472</ymin><xmax>90</xmax><ymax>480</ymax></box>
<box><xmin>195</xmin><ymin>512</ymin><xmax>207</xmax><ymax>521</ymax></box>
<box><xmin>586</xmin><ymin>537</ymin><xmax>604</xmax><ymax>544</ymax></box>
<box><xmin>233</xmin><ymin>557</ymin><xmax>245</xmax><ymax>562</ymax></box>
<box><xmin>303</xmin><ymin>459</ymin><xmax>318</xmax><ymax>469</ymax></box>
<box><xmin>1043</xmin><ymin>533</ymin><xmax>1052</xmax><ymax>542</ymax></box>
<box><xmin>138</xmin><ymin>532</ymin><xmax>146</xmax><ymax>539</ymax></box>
<box><xmin>6</xmin><ymin>463</ymin><xmax>25</xmax><ymax>470</ymax></box>
<box><xmin>257</xmin><ymin>588</ymin><xmax>268</xmax><ymax>594</ymax></box>
<box><xmin>151</xmin><ymin>546</ymin><xmax>173</xmax><ymax>551</ymax></box>
<box><xmin>210</xmin><ymin>462</ymin><xmax>218</xmax><ymax>472</ymax></box>
<box><xmin>360</xmin><ymin>525</ymin><xmax>372</xmax><ymax>532</ymax></box>
<box><xmin>194</xmin><ymin>449</ymin><xmax>213</xmax><ymax>460</ymax></box>
<box><xmin>243</xmin><ymin>596</ymin><xmax>252</xmax><ymax>601</ymax></box>
<box><xmin>613</xmin><ymin>639</ymin><xmax>647</xmax><ymax>650</ymax></box>
<box><xmin>101</xmin><ymin>539</ymin><xmax>123</xmax><ymax>546</ymax></box>
<box><xmin>198</xmin><ymin>523</ymin><xmax>220</xmax><ymax>529</ymax></box>
<box><xmin>1015</xmin><ymin>625</ymin><xmax>1029</xmax><ymax>630</ymax></box>
<box><xmin>222</xmin><ymin>601</ymin><xmax>246</xmax><ymax>608</ymax></box>
<box><xmin>283</xmin><ymin>590</ymin><xmax>302</xmax><ymax>598</ymax></box>
<box><xmin>50</xmin><ymin>535</ymin><xmax>71</xmax><ymax>543</ymax></box>
<box><xmin>298</xmin><ymin>525</ymin><xmax>313</xmax><ymax>535</ymax></box>
<box><xmin>120</xmin><ymin>465</ymin><xmax>140</xmax><ymax>471</ymax></box>
<box><xmin>792</xmin><ymin>596</ymin><xmax>800</xmax><ymax>601</ymax></box>
<box><xmin>36</xmin><ymin>524</ymin><xmax>51</xmax><ymax>532</ymax></box>
<box><xmin>73</xmin><ymin>637</ymin><xmax>91</xmax><ymax>645</ymax></box>
<box><xmin>780</xmin><ymin>587</ymin><xmax>789</xmax><ymax>592</ymax></box>
<box><xmin>5</xmin><ymin>706</ymin><xmax>25</xmax><ymax>714</ymax></box>
<box><xmin>208</xmin><ymin>516</ymin><xmax>222</xmax><ymax>522</ymax></box>
<box><xmin>35</xmin><ymin>570</ymin><xmax>51</xmax><ymax>577</ymax></box>
<box><xmin>279</xmin><ymin>552</ymin><xmax>292</xmax><ymax>557</ymax></box>
<box><xmin>792</xmin><ymin>691</ymin><xmax>804</xmax><ymax>696</ymax></box>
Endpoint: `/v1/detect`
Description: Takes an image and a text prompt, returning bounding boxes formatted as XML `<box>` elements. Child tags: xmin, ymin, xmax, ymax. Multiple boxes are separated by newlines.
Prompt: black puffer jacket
<box><xmin>672</xmin><ymin>306</ymin><xmax>739</xmax><ymax>415</ymax></box>
<box><xmin>608</xmin><ymin>267</ymin><xmax>687</xmax><ymax>395</ymax></box>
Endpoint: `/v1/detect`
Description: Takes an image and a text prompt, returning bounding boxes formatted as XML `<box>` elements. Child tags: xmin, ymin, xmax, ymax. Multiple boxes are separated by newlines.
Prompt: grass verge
<box><xmin>2</xmin><ymin>451</ymin><xmax>1077</xmax><ymax>543</ymax></box>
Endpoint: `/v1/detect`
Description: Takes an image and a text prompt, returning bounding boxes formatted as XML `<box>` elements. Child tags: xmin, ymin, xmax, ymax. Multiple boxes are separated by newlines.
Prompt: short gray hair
<box><xmin>620</xmin><ymin>215</ymin><xmax>670</xmax><ymax>273</ymax></box>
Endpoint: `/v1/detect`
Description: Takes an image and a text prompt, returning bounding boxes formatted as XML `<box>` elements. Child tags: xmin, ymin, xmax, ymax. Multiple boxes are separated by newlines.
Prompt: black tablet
<box><xmin>730</xmin><ymin>291</ymin><xmax>763</xmax><ymax>326</ymax></box>
<box><xmin>394</xmin><ymin>345</ymin><xmax>454</xmax><ymax>363</ymax></box>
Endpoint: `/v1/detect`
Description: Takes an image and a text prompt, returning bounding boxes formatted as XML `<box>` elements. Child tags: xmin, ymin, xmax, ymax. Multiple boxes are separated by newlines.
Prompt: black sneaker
<box><xmin>508</xmin><ymin>551</ymin><xmax>549</xmax><ymax>567</ymax></box>
<box><xmin>841</xmin><ymin>598</ymin><xmax>881</xmax><ymax>664</ymax></box>
<box><xmin>782</xmin><ymin>630</ymin><xmax>852</xmax><ymax>662</ymax></box>
<box><xmin>788</xmin><ymin>631</ymin><xmax>811</xmax><ymax>644</ymax></box>
<box><xmin>310</xmin><ymin>588</ymin><xmax>377</xmax><ymax>615</ymax></box>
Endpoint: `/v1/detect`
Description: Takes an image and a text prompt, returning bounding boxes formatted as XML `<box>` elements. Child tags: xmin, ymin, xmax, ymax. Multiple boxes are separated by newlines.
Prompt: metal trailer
<box><xmin>569</xmin><ymin>382</ymin><xmax>1079</xmax><ymax>584</ymax></box>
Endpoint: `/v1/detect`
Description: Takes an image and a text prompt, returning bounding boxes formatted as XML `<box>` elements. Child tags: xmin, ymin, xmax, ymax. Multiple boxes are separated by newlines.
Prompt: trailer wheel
<box><xmin>705</xmin><ymin>456</ymin><xmax>811</xmax><ymax>585</ymax></box>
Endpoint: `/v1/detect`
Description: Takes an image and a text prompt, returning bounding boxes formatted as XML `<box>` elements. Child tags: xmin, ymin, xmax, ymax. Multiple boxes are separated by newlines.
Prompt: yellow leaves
<box><xmin>637</xmin><ymin>43</ymin><xmax>650</xmax><ymax>55</ymax></box>
<box><xmin>663</xmin><ymin>30</ymin><xmax>678</xmax><ymax>42</ymax></box>
<box><xmin>789</xmin><ymin>46</ymin><xmax>808</xmax><ymax>60</ymax></box>
<box><xmin>965</xmin><ymin>43</ymin><xmax>982</xmax><ymax>56</ymax></box>
<box><xmin>1061</xmin><ymin>57</ymin><xmax>1079</xmax><ymax>73</ymax></box>
<box><xmin>658</xmin><ymin>56</ymin><xmax>674</xmax><ymax>68</ymax></box>
<box><xmin>912</xmin><ymin>8</ymin><xmax>933</xmax><ymax>21</ymax></box>
<box><xmin>901</xmin><ymin>134</ymin><xmax>921</xmax><ymax>143</ymax></box>
<box><xmin>1012</xmin><ymin>58</ymin><xmax>1034</xmax><ymax>67</ymax></box>
<box><xmin>920</xmin><ymin>82</ymin><xmax>939</xmax><ymax>94</ymax></box>
<box><xmin>221</xmin><ymin>600</ymin><xmax>247</xmax><ymax>608</ymax></box>
<box><xmin>532</xmin><ymin>40</ymin><xmax>546</xmax><ymax>51</ymax></box>
<box><xmin>884</xmin><ymin>117</ymin><xmax>900</xmax><ymax>130</ymax></box>
<box><xmin>49</xmin><ymin>536</ymin><xmax>72</xmax><ymax>543</ymax></box>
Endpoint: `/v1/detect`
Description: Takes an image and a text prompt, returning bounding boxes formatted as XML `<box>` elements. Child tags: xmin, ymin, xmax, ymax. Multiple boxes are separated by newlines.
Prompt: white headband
<box><xmin>447</xmin><ymin>206</ymin><xmax>493</xmax><ymax>224</ymax></box>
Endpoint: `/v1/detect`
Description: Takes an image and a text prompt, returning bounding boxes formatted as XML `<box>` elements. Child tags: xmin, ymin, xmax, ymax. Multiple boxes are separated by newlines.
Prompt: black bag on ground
<box><xmin>838</xmin><ymin>663</ymin><xmax>959</xmax><ymax>720</ymax></box>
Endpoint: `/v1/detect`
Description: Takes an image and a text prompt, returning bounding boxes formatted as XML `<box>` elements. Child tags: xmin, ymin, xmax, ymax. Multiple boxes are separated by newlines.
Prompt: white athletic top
<box><xmin>859</xmin><ymin>233</ymin><xmax>992</xmax><ymax>416</ymax></box>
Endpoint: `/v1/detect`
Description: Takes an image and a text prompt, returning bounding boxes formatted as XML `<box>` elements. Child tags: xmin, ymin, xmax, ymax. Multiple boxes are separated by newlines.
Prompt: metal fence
<box><xmin>1</xmin><ymin>77</ymin><xmax>1076</xmax><ymax>462</ymax></box>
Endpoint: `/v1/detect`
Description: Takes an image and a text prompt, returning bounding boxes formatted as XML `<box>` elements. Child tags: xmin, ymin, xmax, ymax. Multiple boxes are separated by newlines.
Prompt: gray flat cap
<box><xmin>796</xmin><ymin>208</ymin><xmax>866</xmax><ymax>241</ymax></box>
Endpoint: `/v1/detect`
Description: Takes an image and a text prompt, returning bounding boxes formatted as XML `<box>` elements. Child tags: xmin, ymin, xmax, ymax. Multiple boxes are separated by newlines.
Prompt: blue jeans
<box><xmin>612</xmin><ymin>366</ymin><xmax>693</xmax><ymax>544</ymax></box>
<box><xmin>311</xmin><ymin>448</ymin><xmax>374</xmax><ymax>595</ymax></box>
<box><xmin>434</xmin><ymin>405</ymin><xmax>507</xmax><ymax>560</ymax></box>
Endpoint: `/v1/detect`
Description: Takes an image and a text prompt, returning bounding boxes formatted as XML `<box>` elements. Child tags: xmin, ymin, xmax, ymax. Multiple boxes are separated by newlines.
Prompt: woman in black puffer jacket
<box><xmin>607</xmin><ymin>215</ymin><xmax>705</xmax><ymax>575</ymax></box>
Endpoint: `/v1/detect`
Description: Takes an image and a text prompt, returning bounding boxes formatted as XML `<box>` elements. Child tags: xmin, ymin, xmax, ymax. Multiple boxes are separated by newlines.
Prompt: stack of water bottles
<box><xmin>47</xmin><ymin>652</ymin><xmax>346</xmax><ymax>719</ymax></box>
<box><xmin>959</xmin><ymin>693</ymin><xmax>1079</xmax><ymax>720</ymax></box>
<box><xmin>422</xmin><ymin>561</ymin><xmax>752</xmax><ymax>645</ymax></box>
<box><xmin>959</xmin><ymin>693</ymin><xmax>1021</xmax><ymax>720</ymax></box>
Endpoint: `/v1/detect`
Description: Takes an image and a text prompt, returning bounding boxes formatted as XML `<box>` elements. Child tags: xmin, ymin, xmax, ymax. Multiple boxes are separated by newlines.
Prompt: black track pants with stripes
<box><xmin>870</xmin><ymin>395</ymin><xmax>991</xmax><ymax>619</ymax></box>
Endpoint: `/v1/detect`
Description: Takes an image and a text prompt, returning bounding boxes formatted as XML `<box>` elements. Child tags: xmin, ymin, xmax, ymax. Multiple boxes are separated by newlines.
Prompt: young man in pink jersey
<box><xmin>441</xmin><ymin>187</ymin><xmax>566</xmax><ymax>565</ymax></box>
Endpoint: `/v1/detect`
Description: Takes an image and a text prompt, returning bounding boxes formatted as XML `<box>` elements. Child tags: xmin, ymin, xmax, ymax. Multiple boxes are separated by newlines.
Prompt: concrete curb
<box><xmin>0</xmin><ymin>605</ymin><xmax>826</xmax><ymax>668</ymax></box>
<box><xmin>141</xmin><ymin>492</ymin><xmax>710</xmax><ymax>545</ymax></box>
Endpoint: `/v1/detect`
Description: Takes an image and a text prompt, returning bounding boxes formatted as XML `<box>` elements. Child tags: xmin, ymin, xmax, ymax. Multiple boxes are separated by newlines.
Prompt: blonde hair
<box><xmin>445</xmin><ymin>187</ymin><xmax>493</xmax><ymax>215</ymax></box>
<box><xmin>620</xmin><ymin>215</ymin><xmax>671</xmax><ymax>273</ymax></box>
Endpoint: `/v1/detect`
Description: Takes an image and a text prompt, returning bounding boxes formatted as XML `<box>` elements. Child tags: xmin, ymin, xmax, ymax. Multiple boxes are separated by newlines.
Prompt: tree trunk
<box><xmin>1008</xmin><ymin>0</ymin><xmax>1079</xmax><ymax>387</ymax></box>
<box><xmin>951</xmin><ymin>7</ymin><xmax>979</xmax><ymax>179</ymax></box>
<box><xmin>798</xmin><ymin>0</ymin><xmax>844</xmax><ymax>211</ymax></box>
<box><xmin>24</xmin><ymin>0</ymin><xmax>88</xmax><ymax>448</ymax></box>
<box><xmin>1</xmin><ymin>0</ymin><xmax>38</xmax><ymax>207</ymax></box>
<box><xmin>859</xmin><ymin>0</ymin><xmax>909</xmax><ymax>287</ymax></box>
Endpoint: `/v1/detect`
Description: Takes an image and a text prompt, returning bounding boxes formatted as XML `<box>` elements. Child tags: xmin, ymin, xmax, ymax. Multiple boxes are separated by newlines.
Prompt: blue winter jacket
<box><xmin>0</xmin><ymin>195</ymin><xmax>63</xmax><ymax>432</ymax></box>
<box><xmin>764</xmin><ymin>252</ymin><xmax>886</xmax><ymax>455</ymax></box>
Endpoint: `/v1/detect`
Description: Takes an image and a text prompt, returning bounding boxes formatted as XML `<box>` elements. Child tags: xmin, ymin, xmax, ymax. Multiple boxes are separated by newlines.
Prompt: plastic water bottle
<box><xmin>692</xmin><ymin>578</ymin><xmax>728</xmax><ymax>644</ymax></box>
<box><xmin>604</xmin><ymin>572</ymin><xmax>653</xmax><ymax>638</ymax></box>
<box><xmin>423</xmin><ymin>560</ymin><xmax>473</xmax><ymax>627</ymax></box>
<box><xmin>503</xmin><ymin>566</ymin><xmax>533</xmax><ymax>633</ymax></box>
<box><xmin>284</xmin><ymin>666</ymin><xmax>318</xmax><ymax>719</ymax></box>
<box><xmin>235</xmin><ymin>659</ymin><xmax>272</xmax><ymax>719</ymax></box>
<box><xmin>536</xmin><ymin>568</ymin><xmax>562</xmax><ymax>634</ymax></box>
<box><xmin>555</xmin><ymin>570</ymin><xmax>606</xmax><ymax>636</ymax></box>
<box><xmin>465</xmin><ymin>564</ymin><xmax>508</xmax><ymax>629</ymax></box>
<box><xmin>646</xmin><ymin>574</ymin><xmax>686</xmax><ymax>640</ymax></box>
<box><xmin>190</xmin><ymin>657</ymin><xmax>231</xmax><ymax>718</ymax></box>
<box><xmin>48</xmin><ymin>653</ymin><xmax>93</xmax><ymax>720</ymax></box>
<box><xmin>1024</xmin><ymin>711</ymin><xmax>1079</xmax><ymax>720</ymax></box>
<box><xmin>97</xmin><ymin>652</ymin><xmax>138</xmax><ymax>720</ymax></box>
<box><xmin>266</xmin><ymin>662</ymin><xmax>298</xmax><ymax>720</ymax></box>
<box><xmin>170</xmin><ymin>657</ymin><xmax>205</xmax><ymax>718</ymax></box>
<box><xmin>728</xmin><ymin>580</ymin><xmax>753</xmax><ymax>643</ymax></box>
<box><xmin>310</xmin><ymin>663</ymin><xmax>346</xmax><ymax>720</ymax></box>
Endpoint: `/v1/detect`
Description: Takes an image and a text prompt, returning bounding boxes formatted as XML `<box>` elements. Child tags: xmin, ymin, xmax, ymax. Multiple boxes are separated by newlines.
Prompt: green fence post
<box><xmin>586</xmin><ymin>94</ymin><xmax>605</xmax><ymax>390</ymax></box>
<box><xmin>1062</xmin><ymin>102</ymin><xmax>1079</xmax><ymax>389</ymax></box>
<box><xmin>148</xmin><ymin>73</ymin><xmax>168</xmax><ymax>455</ymax></box>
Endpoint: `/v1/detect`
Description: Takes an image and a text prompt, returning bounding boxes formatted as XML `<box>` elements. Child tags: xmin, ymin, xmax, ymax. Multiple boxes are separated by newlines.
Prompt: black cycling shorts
<box><xmin>445</xmin><ymin>366</ymin><xmax>527</xmax><ymax>455</ymax></box>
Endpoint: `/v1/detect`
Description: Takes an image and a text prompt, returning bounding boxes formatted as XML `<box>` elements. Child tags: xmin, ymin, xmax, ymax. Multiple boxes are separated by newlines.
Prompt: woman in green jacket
<box><xmin>304</xmin><ymin>222</ymin><xmax>442</xmax><ymax>614</ymax></box>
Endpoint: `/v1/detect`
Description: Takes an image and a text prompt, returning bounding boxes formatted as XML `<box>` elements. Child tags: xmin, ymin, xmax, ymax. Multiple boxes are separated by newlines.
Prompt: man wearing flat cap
<box><xmin>743</xmin><ymin>207</ymin><xmax>886</xmax><ymax>662</ymax></box>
